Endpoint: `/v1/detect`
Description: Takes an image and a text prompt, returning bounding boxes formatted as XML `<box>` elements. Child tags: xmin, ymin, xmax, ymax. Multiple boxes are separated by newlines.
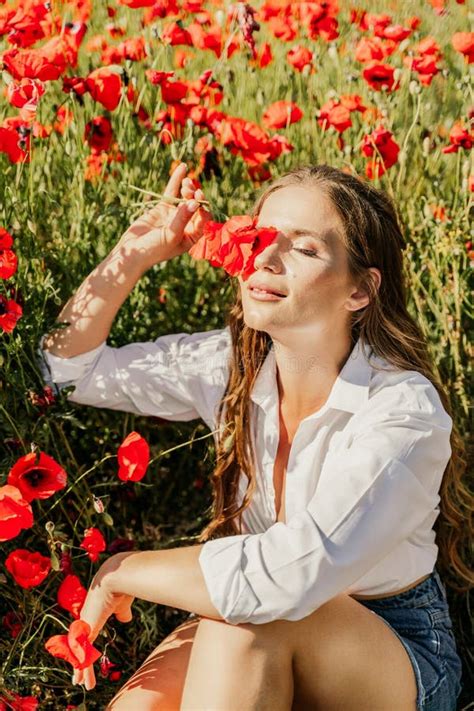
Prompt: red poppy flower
<box><xmin>415</xmin><ymin>36</ymin><xmax>442</xmax><ymax>60</ymax></box>
<box><xmin>183</xmin><ymin>19</ymin><xmax>216</xmax><ymax>52</ymax></box>
<box><xmin>441</xmin><ymin>121</ymin><xmax>473</xmax><ymax>154</ymax></box>
<box><xmin>85</xmin><ymin>67</ymin><xmax>122</xmax><ymax>111</ymax></box>
<box><xmin>189</xmin><ymin>215</ymin><xmax>279</xmax><ymax>281</ymax></box>
<box><xmin>262</xmin><ymin>100</ymin><xmax>303</xmax><ymax>129</ymax></box>
<box><xmin>0</xmin><ymin>230</ymin><xmax>13</xmax><ymax>251</ymax></box>
<box><xmin>340</xmin><ymin>94</ymin><xmax>367</xmax><ymax>113</ymax></box>
<box><xmin>429</xmin><ymin>204</ymin><xmax>448</xmax><ymax>221</ymax></box>
<box><xmin>267</xmin><ymin>16</ymin><xmax>298</xmax><ymax>42</ymax></box>
<box><xmin>84</xmin><ymin>116</ymin><xmax>114</xmax><ymax>153</ymax></box>
<box><xmin>44</xmin><ymin>619</ymin><xmax>102</xmax><ymax>670</ymax></box>
<box><xmin>361</xmin><ymin>126</ymin><xmax>400</xmax><ymax>178</ymax></box>
<box><xmin>0</xmin><ymin>228</ymin><xmax>18</xmax><ymax>279</ymax></box>
<box><xmin>2</xmin><ymin>611</ymin><xmax>23</xmax><ymax>639</ymax></box>
<box><xmin>60</xmin><ymin>550</ymin><xmax>73</xmax><ymax>575</ymax></box>
<box><xmin>6</xmin><ymin>78</ymin><xmax>45</xmax><ymax>112</ymax></box>
<box><xmin>215</xmin><ymin>115</ymin><xmax>292</xmax><ymax>167</ymax></box>
<box><xmin>161</xmin><ymin>21</ymin><xmax>193</xmax><ymax>46</ymax></box>
<box><xmin>174</xmin><ymin>48</ymin><xmax>194</xmax><ymax>68</ymax></box>
<box><xmin>118</xmin><ymin>0</ymin><xmax>156</xmax><ymax>6</ymax></box>
<box><xmin>80</xmin><ymin>527</ymin><xmax>107</xmax><ymax>563</ymax></box>
<box><xmin>360</xmin><ymin>11</ymin><xmax>392</xmax><ymax>35</ymax></box>
<box><xmin>253</xmin><ymin>41</ymin><xmax>273</xmax><ymax>68</ymax></box>
<box><xmin>407</xmin><ymin>16</ymin><xmax>422</xmax><ymax>31</ymax></box>
<box><xmin>403</xmin><ymin>54</ymin><xmax>440</xmax><ymax>85</ymax></box>
<box><xmin>5</xmin><ymin>549</ymin><xmax>51</xmax><ymax>589</ymax></box>
<box><xmin>0</xmin><ymin>485</ymin><xmax>34</xmax><ymax>542</ymax></box>
<box><xmin>382</xmin><ymin>24</ymin><xmax>412</xmax><ymax>42</ymax></box>
<box><xmin>0</xmin><ymin>295</ymin><xmax>22</xmax><ymax>332</ymax></box>
<box><xmin>160</xmin><ymin>78</ymin><xmax>189</xmax><ymax>104</ymax></box>
<box><xmin>451</xmin><ymin>32</ymin><xmax>474</xmax><ymax>63</ymax></box>
<box><xmin>53</xmin><ymin>105</ymin><xmax>74</xmax><ymax>135</ymax></box>
<box><xmin>117</xmin><ymin>431</ymin><xmax>150</xmax><ymax>482</ymax></box>
<box><xmin>107</xmin><ymin>537</ymin><xmax>136</xmax><ymax>554</ymax></box>
<box><xmin>0</xmin><ymin>691</ymin><xmax>39</xmax><ymax>710</ymax></box>
<box><xmin>317</xmin><ymin>101</ymin><xmax>352</xmax><ymax>133</ymax></box>
<box><xmin>145</xmin><ymin>69</ymin><xmax>175</xmax><ymax>85</ymax></box>
<box><xmin>307</xmin><ymin>15</ymin><xmax>339</xmax><ymax>42</ymax></box>
<box><xmin>119</xmin><ymin>36</ymin><xmax>148</xmax><ymax>62</ymax></box>
<box><xmin>2</xmin><ymin>48</ymin><xmax>64</xmax><ymax>81</ymax></box>
<box><xmin>28</xmin><ymin>385</ymin><xmax>56</xmax><ymax>412</ymax></box>
<box><xmin>99</xmin><ymin>653</ymin><xmax>120</xmax><ymax>678</ymax></box>
<box><xmin>57</xmin><ymin>574</ymin><xmax>87</xmax><ymax>619</ymax></box>
<box><xmin>354</xmin><ymin>36</ymin><xmax>396</xmax><ymax>63</ymax></box>
<box><xmin>286</xmin><ymin>45</ymin><xmax>313</xmax><ymax>72</ymax></box>
<box><xmin>362</xmin><ymin>61</ymin><xmax>397</xmax><ymax>91</ymax></box>
<box><xmin>0</xmin><ymin>125</ymin><xmax>29</xmax><ymax>164</ymax></box>
<box><xmin>7</xmin><ymin>451</ymin><xmax>67</xmax><ymax>503</ymax></box>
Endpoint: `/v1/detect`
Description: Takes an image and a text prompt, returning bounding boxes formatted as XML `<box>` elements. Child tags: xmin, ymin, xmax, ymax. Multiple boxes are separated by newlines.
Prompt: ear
<box><xmin>345</xmin><ymin>268</ymin><xmax>381</xmax><ymax>312</ymax></box>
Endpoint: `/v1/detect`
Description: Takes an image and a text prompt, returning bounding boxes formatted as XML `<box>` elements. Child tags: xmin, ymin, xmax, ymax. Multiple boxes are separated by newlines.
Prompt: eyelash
<box><xmin>295</xmin><ymin>248</ymin><xmax>318</xmax><ymax>257</ymax></box>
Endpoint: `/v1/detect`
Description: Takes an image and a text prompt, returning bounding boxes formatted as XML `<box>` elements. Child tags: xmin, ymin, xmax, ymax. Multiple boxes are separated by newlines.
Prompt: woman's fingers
<box><xmin>73</xmin><ymin>668</ymin><xmax>84</xmax><ymax>685</ymax></box>
<box><xmin>181</xmin><ymin>183</ymin><xmax>209</xmax><ymax>211</ymax></box>
<box><xmin>114</xmin><ymin>595</ymin><xmax>134</xmax><ymax>622</ymax></box>
<box><xmin>83</xmin><ymin>665</ymin><xmax>96</xmax><ymax>690</ymax></box>
<box><xmin>163</xmin><ymin>162</ymin><xmax>187</xmax><ymax>199</ymax></box>
<box><xmin>72</xmin><ymin>664</ymin><xmax>95</xmax><ymax>690</ymax></box>
<box><xmin>166</xmin><ymin>201</ymin><xmax>200</xmax><ymax>239</ymax></box>
<box><xmin>181</xmin><ymin>178</ymin><xmax>196</xmax><ymax>200</ymax></box>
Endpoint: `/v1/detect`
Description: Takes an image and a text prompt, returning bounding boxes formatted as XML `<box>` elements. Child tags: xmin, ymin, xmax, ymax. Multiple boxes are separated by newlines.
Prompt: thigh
<box><xmin>106</xmin><ymin>616</ymin><xmax>201</xmax><ymax>711</ymax></box>
<box><xmin>290</xmin><ymin>594</ymin><xmax>418</xmax><ymax>711</ymax></box>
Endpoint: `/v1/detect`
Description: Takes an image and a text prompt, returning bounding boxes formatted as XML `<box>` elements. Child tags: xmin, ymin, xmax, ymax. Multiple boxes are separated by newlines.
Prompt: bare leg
<box><xmin>180</xmin><ymin>617</ymin><xmax>294</xmax><ymax>711</ymax></box>
<box><xmin>106</xmin><ymin>618</ymin><xmax>200</xmax><ymax>710</ymax></box>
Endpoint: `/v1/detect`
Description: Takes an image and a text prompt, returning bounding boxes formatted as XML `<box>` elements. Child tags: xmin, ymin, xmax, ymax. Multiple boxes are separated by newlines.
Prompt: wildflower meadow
<box><xmin>0</xmin><ymin>0</ymin><xmax>472</xmax><ymax>708</ymax></box>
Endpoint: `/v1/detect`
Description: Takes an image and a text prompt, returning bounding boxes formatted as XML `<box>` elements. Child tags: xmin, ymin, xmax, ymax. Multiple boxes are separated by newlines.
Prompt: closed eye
<box><xmin>295</xmin><ymin>248</ymin><xmax>318</xmax><ymax>257</ymax></box>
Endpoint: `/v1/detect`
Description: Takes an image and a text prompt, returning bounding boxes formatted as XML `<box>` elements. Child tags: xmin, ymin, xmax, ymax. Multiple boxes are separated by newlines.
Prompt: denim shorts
<box><xmin>356</xmin><ymin>566</ymin><xmax>463</xmax><ymax>711</ymax></box>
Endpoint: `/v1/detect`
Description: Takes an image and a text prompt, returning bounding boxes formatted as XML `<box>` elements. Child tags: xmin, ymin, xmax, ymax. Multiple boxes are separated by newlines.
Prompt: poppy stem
<box><xmin>128</xmin><ymin>184</ymin><xmax>211</xmax><ymax>207</ymax></box>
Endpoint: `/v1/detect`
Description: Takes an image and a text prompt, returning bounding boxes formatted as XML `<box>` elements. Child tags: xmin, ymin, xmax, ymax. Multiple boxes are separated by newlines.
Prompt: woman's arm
<box><xmin>102</xmin><ymin>545</ymin><xmax>224</xmax><ymax>619</ymax></box>
<box><xmin>42</xmin><ymin>243</ymin><xmax>149</xmax><ymax>358</ymax></box>
<box><xmin>43</xmin><ymin>163</ymin><xmax>209</xmax><ymax>359</ymax></box>
<box><xmin>71</xmin><ymin>545</ymin><xmax>227</xmax><ymax>690</ymax></box>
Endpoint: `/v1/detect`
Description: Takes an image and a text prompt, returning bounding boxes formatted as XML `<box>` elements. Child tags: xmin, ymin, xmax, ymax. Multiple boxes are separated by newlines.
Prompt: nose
<box><xmin>252</xmin><ymin>232</ymin><xmax>284</xmax><ymax>272</ymax></box>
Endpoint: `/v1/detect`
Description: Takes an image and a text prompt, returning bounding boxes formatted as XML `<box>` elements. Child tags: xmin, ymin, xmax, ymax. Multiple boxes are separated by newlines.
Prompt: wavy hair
<box><xmin>196</xmin><ymin>164</ymin><xmax>473</xmax><ymax>594</ymax></box>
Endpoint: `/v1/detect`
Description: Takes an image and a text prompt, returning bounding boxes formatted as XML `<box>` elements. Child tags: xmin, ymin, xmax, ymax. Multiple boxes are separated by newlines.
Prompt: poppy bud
<box><xmin>92</xmin><ymin>495</ymin><xmax>105</xmax><ymax>514</ymax></box>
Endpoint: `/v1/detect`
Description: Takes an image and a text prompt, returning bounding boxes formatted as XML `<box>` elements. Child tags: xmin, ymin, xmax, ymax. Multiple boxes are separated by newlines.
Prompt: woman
<box><xmin>40</xmin><ymin>163</ymin><xmax>468</xmax><ymax>710</ymax></box>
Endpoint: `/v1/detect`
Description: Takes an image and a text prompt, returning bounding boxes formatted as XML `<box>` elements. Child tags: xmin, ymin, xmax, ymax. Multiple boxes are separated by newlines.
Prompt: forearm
<box><xmin>42</xmin><ymin>239</ymin><xmax>149</xmax><ymax>359</ymax></box>
<box><xmin>103</xmin><ymin>545</ymin><xmax>224</xmax><ymax>621</ymax></box>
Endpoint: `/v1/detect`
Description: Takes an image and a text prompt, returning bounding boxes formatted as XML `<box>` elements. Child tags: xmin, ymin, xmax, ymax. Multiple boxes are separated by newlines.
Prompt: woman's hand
<box><xmin>118</xmin><ymin>163</ymin><xmax>212</xmax><ymax>272</ymax></box>
<box><xmin>72</xmin><ymin>558</ymin><xmax>134</xmax><ymax>691</ymax></box>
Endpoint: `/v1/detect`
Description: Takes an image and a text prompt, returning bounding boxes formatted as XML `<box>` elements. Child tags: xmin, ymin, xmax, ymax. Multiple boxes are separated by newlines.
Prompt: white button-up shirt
<box><xmin>38</xmin><ymin>327</ymin><xmax>452</xmax><ymax>625</ymax></box>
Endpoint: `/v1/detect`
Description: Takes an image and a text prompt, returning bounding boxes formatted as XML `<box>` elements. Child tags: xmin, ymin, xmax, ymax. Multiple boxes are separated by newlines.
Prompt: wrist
<box><xmin>97</xmin><ymin>552</ymin><xmax>134</xmax><ymax>594</ymax></box>
<box><xmin>114</xmin><ymin>236</ymin><xmax>165</xmax><ymax>276</ymax></box>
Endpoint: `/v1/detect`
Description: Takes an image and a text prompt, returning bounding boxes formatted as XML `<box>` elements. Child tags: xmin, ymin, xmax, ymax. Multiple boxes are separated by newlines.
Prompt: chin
<box><xmin>242</xmin><ymin>308</ymin><xmax>265</xmax><ymax>328</ymax></box>
<box><xmin>242</xmin><ymin>309</ymin><xmax>275</xmax><ymax>334</ymax></box>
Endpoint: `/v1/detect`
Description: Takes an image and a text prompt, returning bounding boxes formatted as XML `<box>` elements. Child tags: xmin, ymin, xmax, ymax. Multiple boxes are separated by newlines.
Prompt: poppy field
<box><xmin>0</xmin><ymin>0</ymin><xmax>473</xmax><ymax>707</ymax></box>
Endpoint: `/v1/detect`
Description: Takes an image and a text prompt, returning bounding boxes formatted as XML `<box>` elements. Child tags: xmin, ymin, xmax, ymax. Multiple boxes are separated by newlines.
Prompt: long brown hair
<box><xmin>196</xmin><ymin>164</ymin><xmax>473</xmax><ymax>594</ymax></box>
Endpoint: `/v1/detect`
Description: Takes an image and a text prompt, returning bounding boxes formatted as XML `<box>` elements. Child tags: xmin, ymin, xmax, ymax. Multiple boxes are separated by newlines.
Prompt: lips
<box><xmin>248</xmin><ymin>282</ymin><xmax>287</xmax><ymax>297</ymax></box>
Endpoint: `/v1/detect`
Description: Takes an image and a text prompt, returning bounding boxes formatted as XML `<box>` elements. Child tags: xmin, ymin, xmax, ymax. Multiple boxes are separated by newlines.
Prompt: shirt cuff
<box><xmin>38</xmin><ymin>334</ymin><xmax>107</xmax><ymax>388</ymax></box>
<box><xmin>199</xmin><ymin>535</ymin><xmax>261</xmax><ymax>625</ymax></box>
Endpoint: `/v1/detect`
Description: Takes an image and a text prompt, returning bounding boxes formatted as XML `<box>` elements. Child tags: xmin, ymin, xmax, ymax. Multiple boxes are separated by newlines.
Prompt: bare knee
<box><xmin>106</xmin><ymin>686</ymin><xmax>173</xmax><ymax>711</ymax></box>
<box><xmin>196</xmin><ymin>616</ymin><xmax>290</xmax><ymax>657</ymax></box>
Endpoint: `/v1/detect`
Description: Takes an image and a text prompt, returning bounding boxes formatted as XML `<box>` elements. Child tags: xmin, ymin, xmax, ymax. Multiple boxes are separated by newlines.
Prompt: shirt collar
<box><xmin>250</xmin><ymin>336</ymin><xmax>373</xmax><ymax>417</ymax></box>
